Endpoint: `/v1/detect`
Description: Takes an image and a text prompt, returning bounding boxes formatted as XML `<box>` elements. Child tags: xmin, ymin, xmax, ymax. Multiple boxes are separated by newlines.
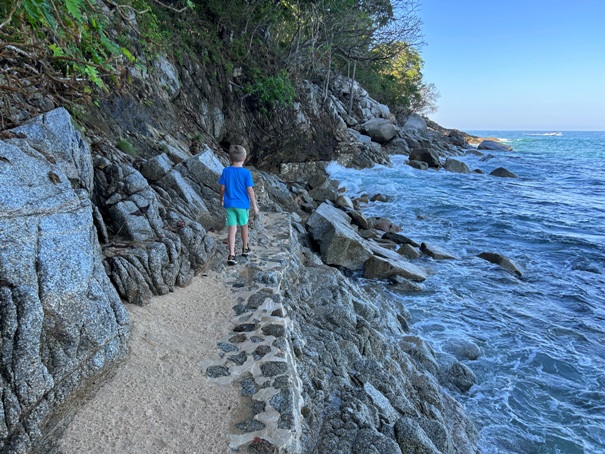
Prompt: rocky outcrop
<box><xmin>306</xmin><ymin>203</ymin><xmax>426</xmax><ymax>282</ymax></box>
<box><xmin>478</xmin><ymin>140</ymin><xmax>513</xmax><ymax>152</ymax></box>
<box><xmin>0</xmin><ymin>109</ymin><xmax>129</xmax><ymax>453</ymax></box>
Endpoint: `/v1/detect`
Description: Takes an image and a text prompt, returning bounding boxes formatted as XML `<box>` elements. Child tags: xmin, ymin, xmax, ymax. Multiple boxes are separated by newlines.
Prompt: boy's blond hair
<box><xmin>228</xmin><ymin>145</ymin><xmax>247</xmax><ymax>163</ymax></box>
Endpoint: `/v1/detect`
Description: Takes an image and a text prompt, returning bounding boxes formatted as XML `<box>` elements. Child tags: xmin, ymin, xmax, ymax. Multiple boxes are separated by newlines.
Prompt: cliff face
<box><xmin>0</xmin><ymin>19</ymin><xmax>476</xmax><ymax>450</ymax></box>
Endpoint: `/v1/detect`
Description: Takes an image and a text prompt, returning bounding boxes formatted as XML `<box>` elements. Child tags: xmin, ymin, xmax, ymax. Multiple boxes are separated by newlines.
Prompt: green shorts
<box><xmin>225</xmin><ymin>208</ymin><xmax>249</xmax><ymax>226</ymax></box>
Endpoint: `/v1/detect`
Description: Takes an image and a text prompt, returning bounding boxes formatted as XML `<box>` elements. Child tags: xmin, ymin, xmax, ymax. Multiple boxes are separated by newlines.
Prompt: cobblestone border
<box><xmin>202</xmin><ymin>214</ymin><xmax>303</xmax><ymax>453</ymax></box>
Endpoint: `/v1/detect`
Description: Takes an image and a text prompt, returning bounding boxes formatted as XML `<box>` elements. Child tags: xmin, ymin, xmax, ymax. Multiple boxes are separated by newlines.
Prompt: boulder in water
<box><xmin>408</xmin><ymin>148</ymin><xmax>441</xmax><ymax>168</ymax></box>
<box><xmin>444</xmin><ymin>157</ymin><xmax>471</xmax><ymax>174</ymax></box>
<box><xmin>420</xmin><ymin>242</ymin><xmax>457</xmax><ymax>260</ymax></box>
<box><xmin>478</xmin><ymin>252</ymin><xmax>523</xmax><ymax>277</ymax></box>
<box><xmin>489</xmin><ymin>167</ymin><xmax>518</xmax><ymax>178</ymax></box>
<box><xmin>478</xmin><ymin>139</ymin><xmax>513</xmax><ymax>152</ymax></box>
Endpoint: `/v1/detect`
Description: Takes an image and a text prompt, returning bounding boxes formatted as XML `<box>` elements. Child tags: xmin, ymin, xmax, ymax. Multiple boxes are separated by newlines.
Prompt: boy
<box><xmin>219</xmin><ymin>145</ymin><xmax>259</xmax><ymax>265</ymax></box>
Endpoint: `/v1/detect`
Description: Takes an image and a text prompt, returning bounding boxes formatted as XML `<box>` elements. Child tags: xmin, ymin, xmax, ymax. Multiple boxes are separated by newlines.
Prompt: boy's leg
<box><xmin>240</xmin><ymin>224</ymin><xmax>249</xmax><ymax>251</ymax></box>
<box><xmin>228</xmin><ymin>225</ymin><xmax>237</xmax><ymax>256</ymax></box>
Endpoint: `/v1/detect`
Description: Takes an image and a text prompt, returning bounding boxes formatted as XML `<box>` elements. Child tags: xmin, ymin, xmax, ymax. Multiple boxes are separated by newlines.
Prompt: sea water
<box><xmin>328</xmin><ymin>131</ymin><xmax>605</xmax><ymax>453</ymax></box>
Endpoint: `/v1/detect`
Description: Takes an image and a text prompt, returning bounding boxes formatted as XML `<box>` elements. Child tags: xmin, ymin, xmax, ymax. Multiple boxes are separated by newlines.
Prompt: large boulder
<box><xmin>408</xmin><ymin>148</ymin><xmax>441</xmax><ymax>168</ymax></box>
<box><xmin>478</xmin><ymin>140</ymin><xmax>513</xmax><ymax>152</ymax></box>
<box><xmin>402</xmin><ymin>113</ymin><xmax>428</xmax><ymax>133</ymax></box>
<box><xmin>444</xmin><ymin>157</ymin><xmax>471</xmax><ymax>174</ymax></box>
<box><xmin>363</xmin><ymin>245</ymin><xmax>427</xmax><ymax>282</ymax></box>
<box><xmin>0</xmin><ymin>110</ymin><xmax>129</xmax><ymax>453</ymax></box>
<box><xmin>306</xmin><ymin>203</ymin><xmax>372</xmax><ymax>269</ymax></box>
<box><xmin>360</xmin><ymin>118</ymin><xmax>397</xmax><ymax>144</ymax></box>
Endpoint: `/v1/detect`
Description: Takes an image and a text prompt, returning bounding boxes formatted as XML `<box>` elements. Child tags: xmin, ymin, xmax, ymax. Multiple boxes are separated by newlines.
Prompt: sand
<box><xmin>57</xmin><ymin>271</ymin><xmax>241</xmax><ymax>454</ymax></box>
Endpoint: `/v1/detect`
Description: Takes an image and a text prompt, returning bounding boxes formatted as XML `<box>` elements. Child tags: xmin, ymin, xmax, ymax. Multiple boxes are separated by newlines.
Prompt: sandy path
<box><xmin>58</xmin><ymin>271</ymin><xmax>240</xmax><ymax>454</ymax></box>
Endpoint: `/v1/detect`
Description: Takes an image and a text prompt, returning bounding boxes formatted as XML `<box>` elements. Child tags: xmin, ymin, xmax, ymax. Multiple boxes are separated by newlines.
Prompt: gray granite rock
<box><xmin>0</xmin><ymin>112</ymin><xmax>129</xmax><ymax>453</ymax></box>
<box><xmin>306</xmin><ymin>203</ymin><xmax>372</xmax><ymax>269</ymax></box>
<box><xmin>360</xmin><ymin>118</ymin><xmax>397</xmax><ymax>144</ymax></box>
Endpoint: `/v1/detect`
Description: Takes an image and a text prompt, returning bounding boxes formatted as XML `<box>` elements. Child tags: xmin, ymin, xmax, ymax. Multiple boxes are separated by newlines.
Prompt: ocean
<box><xmin>327</xmin><ymin>131</ymin><xmax>605</xmax><ymax>453</ymax></box>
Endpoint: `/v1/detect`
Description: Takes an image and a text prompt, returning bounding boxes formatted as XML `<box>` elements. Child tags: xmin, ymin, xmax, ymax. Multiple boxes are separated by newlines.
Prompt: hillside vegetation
<box><xmin>0</xmin><ymin>0</ymin><xmax>438</xmax><ymax>123</ymax></box>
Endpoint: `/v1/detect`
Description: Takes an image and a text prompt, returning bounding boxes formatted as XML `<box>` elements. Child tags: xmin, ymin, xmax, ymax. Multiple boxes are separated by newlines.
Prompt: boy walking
<box><xmin>219</xmin><ymin>145</ymin><xmax>259</xmax><ymax>265</ymax></box>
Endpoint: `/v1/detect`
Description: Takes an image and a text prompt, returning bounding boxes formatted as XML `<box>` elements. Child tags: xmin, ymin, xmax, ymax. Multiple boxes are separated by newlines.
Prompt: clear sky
<box><xmin>419</xmin><ymin>0</ymin><xmax>605</xmax><ymax>131</ymax></box>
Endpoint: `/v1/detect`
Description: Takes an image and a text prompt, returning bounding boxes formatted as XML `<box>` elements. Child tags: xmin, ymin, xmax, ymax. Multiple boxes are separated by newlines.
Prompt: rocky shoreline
<box><xmin>0</xmin><ymin>57</ymin><xmax>509</xmax><ymax>452</ymax></box>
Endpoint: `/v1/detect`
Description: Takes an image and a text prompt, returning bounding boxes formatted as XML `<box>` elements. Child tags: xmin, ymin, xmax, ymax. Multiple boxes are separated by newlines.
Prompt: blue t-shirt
<box><xmin>219</xmin><ymin>166</ymin><xmax>254</xmax><ymax>209</ymax></box>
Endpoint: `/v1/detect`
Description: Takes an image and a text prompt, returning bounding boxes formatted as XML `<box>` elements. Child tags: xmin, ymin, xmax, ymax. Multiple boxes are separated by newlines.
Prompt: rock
<box><xmin>363</xmin><ymin>254</ymin><xmax>426</xmax><ymax>282</ymax></box>
<box><xmin>389</xmin><ymin>275</ymin><xmax>424</xmax><ymax>292</ymax></box>
<box><xmin>353</xmin><ymin>428</ymin><xmax>402</xmax><ymax>454</ymax></box>
<box><xmin>153</xmin><ymin>55</ymin><xmax>181</xmax><ymax>101</ymax></box>
<box><xmin>364</xmin><ymin>242</ymin><xmax>427</xmax><ymax>282</ymax></box>
<box><xmin>402</xmin><ymin>113</ymin><xmax>428</xmax><ymax>133</ymax></box>
<box><xmin>360</xmin><ymin>118</ymin><xmax>397</xmax><ymax>144</ymax></box>
<box><xmin>347</xmin><ymin>128</ymin><xmax>373</xmax><ymax>144</ymax></box>
<box><xmin>383</xmin><ymin>137</ymin><xmax>410</xmax><ymax>155</ymax></box>
<box><xmin>306</xmin><ymin>203</ymin><xmax>372</xmax><ymax>269</ymax></box>
<box><xmin>444</xmin><ymin>157</ymin><xmax>471</xmax><ymax>174</ymax></box>
<box><xmin>465</xmin><ymin>149</ymin><xmax>484</xmax><ymax>157</ymax></box>
<box><xmin>448</xmin><ymin>130</ymin><xmax>469</xmax><ymax>147</ymax></box>
<box><xmin>420</xmin><ymin>242</ymin><xmax>457</xmax><ymax>260</ymax></box>
<box><xmin>478</xmin><ymin>139</ymin><xmax>513</xmax><ymax>152</ymax></box>
<box><xmin>478</xmin><ymin>252</ymin><xmax>523</xmax><ymax>277</ymax></box>
<box><xmin>346</xmin><ymin>209</ymin><xmax>370</xmax><ymax>229</ymax></box>
<box><xmin>408</xmin><ymin>148</ymin><xmax>441</xmax><ymax>168</ymax></box>
<box><xmin>489</xmin><ymin>167</ymin><xmax>518</xmax><ymax>178</ymax></box>
<box><xmin>12</xmin><ymin>107</ymin><xmax>94</xmax><ymax>192</ymax></box>
<box><xmin>335</xmin><ymin>194</ymin><xmax>354</xmax><ymax>210</ymax></box>
<box><xmin>370</xmin><ymin>193</ymin><xmax>389</xmax><ymax>202</ymax></box>
<box><xmin>308</xmin><ymin>186</ymin><xmax>337</xmax><ymax>202</ymax></box>
<box><xmin>407</xmin><ymin>159</ymin><xmax>429</xmax><ymax>171</ymax></box>
<box><xmin>307</xmin><ymin>173</ymin><xmax>330</xmax><ymax>189</ymax></box>
<box><xmin>436</xmin><ymin>354</ymin><xmax>477</xmax><ymax>393</ymax></box>
<box><xmin>442</xmin><ymin>339</ymin><xmax>483</xmax><ymax>361</ymax></box>
<box><xmin>0</xmin><ymin>111</ymin><xmax>129</xmax><ymax>453</ymax></box>
<box><xmin>397</xmin><ymin>243</ymin><xmax>421</xmax><ymax>259</ymax></box>
<box><xmin>139</xmin><ymin>153</ymin><xmax>174</xmax><ymax>182</ymax></box>
<box><xmin>368</xmin><ymin>216</ymin><xmax>402</xmax><ymax>233</ymax></box>
<box><xmin>382</xmin><ymin>232</ymin><xmax>420</xmax><ymax>248</ymax></box>
<box><xmin>394</xmin><ymin>417</ymin><xmax>440</xmax><ymax>454</ymax></box>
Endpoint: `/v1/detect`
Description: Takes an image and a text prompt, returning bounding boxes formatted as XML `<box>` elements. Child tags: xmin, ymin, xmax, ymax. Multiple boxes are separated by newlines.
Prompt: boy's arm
<box><xmin>247</xmin><ymin>186</ymin><xmax>259</xmax><ymax>216</ymax></box>
<box><xmin>219</xmin><ymin>184</ymin><xmax>225</xmax><ymax>206</ymax></box>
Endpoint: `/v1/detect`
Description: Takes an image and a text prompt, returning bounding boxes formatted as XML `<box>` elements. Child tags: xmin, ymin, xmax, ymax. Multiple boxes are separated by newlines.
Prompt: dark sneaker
<box><xmin>242</xmin><ymin>246</ymin><xmax>251</xmax><ymax>257</ymax></box>
<box><xmin>227</xmin><ymin>255</ymin><xmax>236</xmax><ymax>265</ymax></box>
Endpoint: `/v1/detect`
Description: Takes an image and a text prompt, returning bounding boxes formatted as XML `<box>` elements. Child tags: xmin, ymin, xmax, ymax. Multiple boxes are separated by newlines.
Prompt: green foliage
<box><xmin>2</xmin><ymin>0</ymin><xmax>134</xmax><ymax>91</ymax></box>
<box><xmin>116</xmin><ymin>139</ymin><xmax>137</xmax><ymax>157</ymax></box>
<box><xmin>244</xmin><ymin>70</ymin><xmax>297</xmax><ymax>115</ymax></box>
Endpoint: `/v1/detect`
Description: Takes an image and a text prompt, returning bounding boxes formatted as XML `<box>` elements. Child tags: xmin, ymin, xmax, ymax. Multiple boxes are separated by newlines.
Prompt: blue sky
<box><xmin>419</xmin><ymin>1</ymin><xmax>605</xmax><ymax>131</ymax></box>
